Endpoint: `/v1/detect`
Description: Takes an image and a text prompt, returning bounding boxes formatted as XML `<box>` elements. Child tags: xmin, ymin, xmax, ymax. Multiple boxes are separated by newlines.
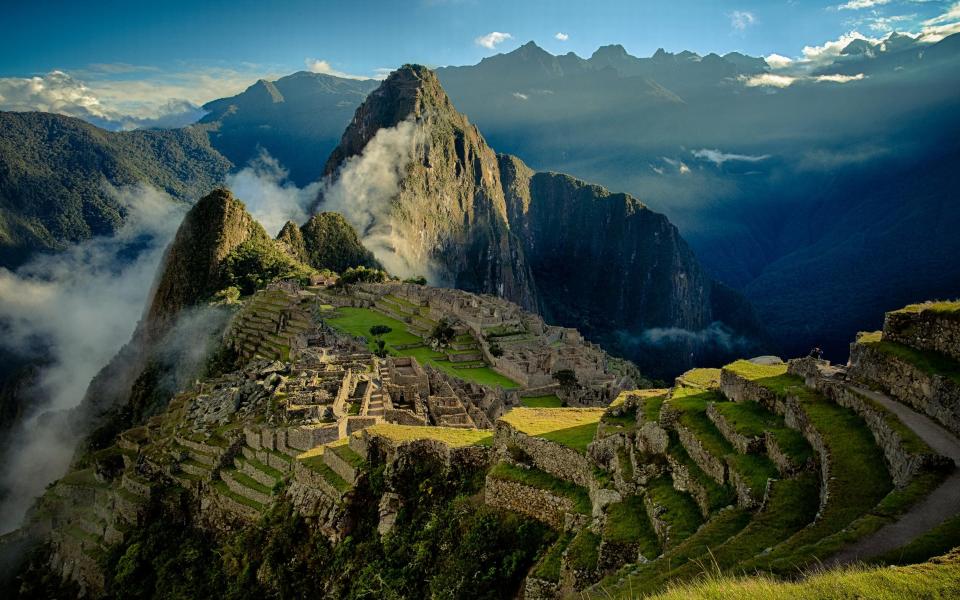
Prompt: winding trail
<box><xmin>825</xmin><ymin>383</ymin><xmax>960</xmax><ymax>566</ymax></box>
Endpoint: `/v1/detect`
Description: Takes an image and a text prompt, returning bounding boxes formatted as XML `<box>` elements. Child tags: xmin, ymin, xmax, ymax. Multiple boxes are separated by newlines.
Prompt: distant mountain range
<box><xmin>1</xmin><ymin>33</ymin><xmax>958</xmax><ymax>366</ymax></box>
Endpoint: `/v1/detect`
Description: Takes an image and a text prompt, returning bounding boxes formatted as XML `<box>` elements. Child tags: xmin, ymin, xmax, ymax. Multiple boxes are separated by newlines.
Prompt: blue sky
<box><xmin>1</xmin><ymin>0</ymin><xmax>957</xmax><ymax>125</ymax></box>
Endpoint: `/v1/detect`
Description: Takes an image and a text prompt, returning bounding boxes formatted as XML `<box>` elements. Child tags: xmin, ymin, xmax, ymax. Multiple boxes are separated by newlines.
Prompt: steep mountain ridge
<box><xmin>0</xmin><ymin>112</ymin><xmax>231</xmax><ymax>269</ymax></box>
<box><xmin>318</xmin><ymin>66</ymin><xmax>760</xmax><ymax>375</ymax></box>
<box><xmin>279</xmin><ymin>212</ymin><xmax>379</xmax><ymax>273</ymax></box>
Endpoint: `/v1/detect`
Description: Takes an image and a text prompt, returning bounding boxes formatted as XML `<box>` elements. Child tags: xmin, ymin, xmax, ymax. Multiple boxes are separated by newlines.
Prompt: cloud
<box><xmin>801</xmin><ymin>31</ymin><xmax>883</xmax><ymax>65</ymax></box>
<box><xmin>837</xmin><ymin>0</ymin><xmax>891</xmax><ymax>10</ymax></box>
<box><xmin>765</xmin><ymin>53</ymin><xmax>794</xmax><ymax>69</ymax></box>
<box><xmin>815</xmin><ymin>72</ymin><xmax>867</xmax><ymax>83</ymax></box>
<box><xmin>555</xmin><ymin>32</ymin><xmax>569</xmax><ymax>41</ymax></box>
<box><xmin>661</xmin><ymin>157</ymin><xmax>692</xmax><ymax>174</ymax></box>
<box><xmin>0</xmin><ymin>184</ymin><xmax>185</xmax><ymax>533</ymax></box>
<box><xmin>730</xmin><ymin>10</ymin><xmax>757</xmax><ymax>31</ymax></box>
<box><xmin>225</xmin><ymin>150</ymin><xmax>321</xmax><ymax>236</ymax></box>
<box><xmin>869</xmin><ymin>14</ymin><xmax>916</xmax><ymax>32</ymax></box>
<box><xmin>304</xmin><ymin>58</ymin><xmax>372</xmax><ymax>80</ymax></box>
<box><xmin>373</xmin><ymin>68</ymin><xmax>395</xmax><ymax>80</ymax></box>
<box><xmin>637</xmin><ymin>322</ymin><xmax>748</xmax><ymax>351</ymax></box>
<box><xmin>692</xmin><ymin>149</ymin><xmax>771</xmax><ymax>166</ymax></box>
<box><xmin>0</xmin><ymin>64</ymin><xmax>284</xmax><ymax>131</ymax></box>
<box><xmin>740</xmin><ymin>73</ymin><xmax>797</xmax><ymax>88</ymax></box>
<box><xmin>319</xmin><ymin>119</ymin><xmax>438</xmax><ymax>280</ymax></box>
<box><xmin>919</xmin><ymin>1</ymin><xmax>960</xmax><ymax>42</ymax></box>
<box><xmin>475</xmin><ymin>31</ymin><xmax>513</xmax><ymax>49</ymax></box>
<box><xmin>512</xmin><ymin>92</ymin><xmax>529</xmax><ymax>100</ymax></box>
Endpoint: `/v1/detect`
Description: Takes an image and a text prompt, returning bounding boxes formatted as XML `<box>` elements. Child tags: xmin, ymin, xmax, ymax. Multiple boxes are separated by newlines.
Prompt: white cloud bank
<box><xmin>320</xmin><ymin>119</ymin><xmax>437</xmax><ymax>280</ymax></box>
<box><xmin>0</xmin><ymin>184</ymin><xmax>185</xmax><ymax>533</ymax></box>
<box><xmin>555</xmin><ymin>32</ymin><xmax>569</xmax><ymax>41</ymax></box>
<box><xmin>837</xmin><ymin>0</ymin><xmax>890</xmax><ymax>10</ymax></box>
<box><xmin>475</xmin><ymin>31</ymin><xmax>513</xmax><ymax>49</ymax></box>
<box><xmin>304</xmin><ymin>58</ymin><xmax>373</xmax><ymax>80</ymax></box>
<box><xmin>226</xmin><ymin>151</ymin><xmax>321</xmax><ymax>236</ymax></box>
<box><xmin>692</xmin><ymin>149</ymin><xmax>771</xmax><ymax>166</ymax></box>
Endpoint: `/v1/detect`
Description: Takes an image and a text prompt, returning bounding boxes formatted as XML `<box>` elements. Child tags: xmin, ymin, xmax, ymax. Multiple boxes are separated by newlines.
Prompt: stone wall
<box><xmin>676</xmin><ymin>426</ymin><xmax>726</xmax><ymax>485</ymax></box>
<box><xmin>884</xmin><ymin>309</ymin><xmax>960</xmax><ymax>363</ymax></box>
<box><xmin>524</xmin><ymin>576</ymin><xmax>561</xmax><ymax>600</ymax></box>
<box><xmin>719</xmin><ymin>369</ymin><xmax>782</xmax><ymax>413</ymax></box>
<box><xmin>495</xmin><ymin>421</ymin><xmax>595</xmax><ymax>487</ymax></box>
<box><xmin>484</xmin><ymin>476</ymin><xmax>576</xmax><ymax>529</ymax></box>
<box><xmin>849</xmin><ymin>342</ymin><xmax>960</xmax><ymax>438</ymax></box>
<box><xmin>706</xmin><ymin>403</ymin><xmax>764</xmax><ymax>454</ymax></box>
<box><xmin>789</xmin><ymin>358</ymin><xmax>951</xmax><ymax>486</ymax></box>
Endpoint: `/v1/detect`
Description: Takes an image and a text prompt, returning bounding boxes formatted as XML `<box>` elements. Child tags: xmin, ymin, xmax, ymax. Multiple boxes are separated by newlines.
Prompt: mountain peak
<box><xmin>590</xmin><ymin>44</ymin><xmax>629</xmax><ymax>61</ymax></box>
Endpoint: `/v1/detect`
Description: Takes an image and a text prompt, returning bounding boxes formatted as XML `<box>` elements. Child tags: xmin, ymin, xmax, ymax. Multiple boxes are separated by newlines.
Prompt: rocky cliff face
<box><xmin>318</xmin><ymin>65</ymin><xmax>760</xmax><ymax>376</ymax></box>
<box><xmin>144</xmin><ymin>188</ymin><xmax>268</xmax><ymax>342</ymax></box>
<box><xmin>318</xmin><ymin>65</ymin><xmax>538</xmax><ymax>310</ymax></box>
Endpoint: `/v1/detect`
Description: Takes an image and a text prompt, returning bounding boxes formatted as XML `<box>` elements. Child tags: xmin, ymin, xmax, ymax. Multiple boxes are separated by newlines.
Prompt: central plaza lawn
<box><xmin>324</xmin><ymin>306</ymin><xmax>519</xmax><ymax>389</ymax></box>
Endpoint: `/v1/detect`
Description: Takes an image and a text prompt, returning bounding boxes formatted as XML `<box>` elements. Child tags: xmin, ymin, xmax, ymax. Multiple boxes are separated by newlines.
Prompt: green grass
<box><xmin>710</xmin><ymin>400</ymin><xmax>814</xmax><ymax>468</ymax></box>
<box><xmin>590</xmin><ymin>508</ymin><xmax>753</xmax><ymax>597</ymax></box>
<box><xmin>604</xmin><ymin>495</ymin><xmax>661</xmax><ymax>559</ymax></box>
<box><xmin>859</xmin><ymin>331</ymin><xmax>960</xmax><ymax>386</ymax></box>
<box><xmin>239</xmin><ymin>456</ymin><xmax>284</xmax><ymax>481</ymax></box>
<box><xmin>666</xmin><ymin>435</ymin><xmax>736</xmax><ymax>512</ymax></box>
<box><xmin>532</xmin><ymin>532</ymin><xmax>573</xmax><ymax>582</ymax></box>
<box><xmin>488</xmin><ymin>461</ymin><xmax>591</xmax><ymax>514</ymax></box>
<box><xmin>324</xmin><ymin>306</ymin><xmax>519</xmax><ymax>389</ymax></box>
<box><xmin>726</xmin><ymin>368</ymin><xmax>893</xmax><ymax>572</ymax></box>
<box><xmin>566</xmin><ymin>529</ymin><xmax>601</xmax><ymax>572</ymax></box>
<box><xmin>297</xmin><ymin>453</ymin><xmax>351</xmax><ymax>493</ymax></box>
<box><xmin>645</xmin><ymin>477</ymin><xmax>704</xmax><ymax>547</ymax></box>
<box><xmin>893</xmin><ymin>300</ymin><xmax>960</xmax><ymax>316</ymax></box>
<box><xmin>212</xmin><ymin>480</ymin><xmax>264</xmax><ymax>511</ymax></box>
<box><xmin>642</xmin><ymin>392</ymin><xmax>668</xmax><ymax>423</ymax></box>
<box><xmin>669</xmin><ymin>390</ymin><xmax>736</xmax><ymax>465</ymax></box>
<box><xmin>225</xmin><ymin>469</ymin><xmax>273</xmax><ymax>496</ymax></box>
<box><xmin>360</xmin><ymin>423</ymin><xmax>494</xmax><ymax>447</ymax></box>
<box><xmin>641</xmin><ymin>551</ymin><xmax>960</xmax><ymax>600</ymax></box>
<box><xmin>520</xmin><ymin>395</ymin><xmax>563</xmax><ymax>408</ymax></box>
<box><xmin>677</xmin><ymin>368</ymin><xmax>721</xmax><ymax>389</ymax></box>
<box><xmin>600</xmin><ymin>406</ymin><xmax>639</xmax><ymax>437</ymax></box>
<box><xmin>726</xmin><ymin>453</ymin><xmax>779</xmax><ymax>500</ymax></box>
<box><xmin>330</xmin><ymin>443</ymin><xmax>366</xmax><ymax>470</ymax></box>
<box><xmin>501</xmin><ymin>408</ymin><xmax>603</xmax><ymax>454</ymax></box>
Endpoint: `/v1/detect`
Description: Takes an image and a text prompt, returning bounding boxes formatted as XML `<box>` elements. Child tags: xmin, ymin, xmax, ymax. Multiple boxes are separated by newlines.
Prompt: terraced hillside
<box><xmin>7</xmin><ymin>298</ymin><xmax>959</xmax><ymax>598</ymax></box>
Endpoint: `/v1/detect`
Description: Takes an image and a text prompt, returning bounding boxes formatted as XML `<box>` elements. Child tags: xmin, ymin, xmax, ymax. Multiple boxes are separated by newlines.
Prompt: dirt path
<box><xmin>825</xmin><ymin>384</ymin><xmax>960</xmax><ymax>566</ymax></box>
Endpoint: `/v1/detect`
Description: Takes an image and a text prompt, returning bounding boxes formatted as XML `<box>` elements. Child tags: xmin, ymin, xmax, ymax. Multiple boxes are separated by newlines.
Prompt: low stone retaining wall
<box><xmin>495</xmin><ymin>422</ymin><xmax>595</xmax><ymax>488</ymax></box>
<box><xmin>484</xmin><ymin>475</ymin><xmax>578</xmax><ymax>530</ymax></box>
<box><xmin>719</xmin><ymin>369</ymin><xmax>782</xmax><ymax>412</ymax></box>
<box><xmin>524</xmin><ymin>576</ymin><xmax>561</xmax><ymax>600</ymax></box>
<box><xmin>676</xmin><ymin>426</ymin><xmax>726</xmax><ymax>485</ymax></box>
<box><xmin>849</xmin><ymin>342</ymin><xmax>960</xmax><ymax>438</ymax></box>
<box><xmin>214</xmin><ymin>488</ymin><xmax>261</xmax><ymax>521</ymax></box>
<box><xmin>286</xmin><ymin>424</ymin><xmax>339</xmax><ymax>451</ymax></box>
<box><xmin>222</xmin><ymin>471</ymin><xmax>272</xmax><ymax>505</ymax></box>
<box><xmin>291</xmin><ymin>460</ymin><xmax>347</xmax><ymax>501</ymax></box>
<box><xmin>789</xmin><ymin>358</ymin><xmax>950</xmax><ymax>486</ymax></box>
<box><xmin>636</xmin><ymin>422</ymin><xmax>669</xmax><ymax>455</ymax></box>
<box><xmin>884</xmin><ymin>309</ymin><xmax>960</xmax><ymax>363</ymax></box>
<box><xmin>323</xmin><ymin>449</ymin><xmax>359</xmax><ymax>485</ymax></box>
<box><xmin>707</xmin><ymin>403</ymin><xmax>764</xmax><ymax>454</ymax></box>
<box><xmin>666</xmin><ymin>454</ymin><xmax>713</xmax><ymax>518</ymax></box>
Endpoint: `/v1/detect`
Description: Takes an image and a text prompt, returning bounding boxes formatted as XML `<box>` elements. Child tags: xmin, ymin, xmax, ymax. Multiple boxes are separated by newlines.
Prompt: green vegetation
<box><xmin>859</xmin><ymin>331</ymin><xmax>960</xmax><ymax>385</ymax></box>
<box><xmin>212</xmin><ymin>480</ymin><xmax>264</xmax><ymax>511</ymax></box>
<box><xmin>600</xmin><ymin>405</ymin><xmax>638</xmax><ymax>437</ymax></box>
<box><xmin>335</xmin><ymin>265</ymin><xmax>389</xmax><ymax>286</ymax></box>
<box><xmin>566</xmin><ymin>529</ymin><xmax>601</xmax><ymax>571</ymax></box>
<box><xmin>666</xmin><ymin>436</ymin><xmax>736</xmax><ymax>512</ymax></box>
<box><xmin>500</xmin><ymin>408</ymin><xmax>604</xmax><ymax>453</ymax></box>
<box><xmin>297</xmin><ymin>453</ymin><xmax>351</xmax><ymax>494</ymax></box>
<box><xmin>643</xmin><ymin>551</ymin><xmax>960</xmax><ymax>600</ymax></box>
<box><xmin>710</xmin><ymin>400</ymin><xmax>813</xmax><ymax>467</ymax></box>
<box><xmin>893</xmin><ymin>300</ymin><xmax>960</xmax><ymax>316</ymax></box>
<box><xmin>604</xmin><ymin>496</ymin><xmax>661</xmax><ymax>558</ymax></box>
<box><xmin>876</xmin><ymin>514</ymin><xmax>960</xmax><ymax>566</ymax></box>
<box><xmin>488</xmin><ymin>462</ymin><xmax>591</xmax><ymax>514</ymax></box>
<box><xmin>532</xmin><ymin>533</ymin><xmax>573</xmax><ymax>581</ymax></box>
<box><xmin>645</xmin><ymin>477</ymin><xmax>704</xmax><ymax>546</ymax></box>
<box><xmin>520</xmin><ymin>394</ymin><xmax>563</xmax><ymax>408</ymax></box>
<box><xmin>361</xmin><ymin>423</ymin><xmax>493</xmax><ymax>447</ymax></box>
<box><xmin>324</xmin><ymin>306</ymin><xmax>519</xmax><ymax>388</ymax></box>
<box><xmin>222</xmin><ymin>237</ymin><xmax>315</xmax><ymax>296</ymax></box>
<box><xmin>299</xmin><ymin>212</ymin><xmax>379</xmax><ymax>273</ymax></box>
<box><xmin>641</xmin><ymin>391</ymin><xmax>668</xmax><ymax>423</ymax></box>
<box><xmin>677</xmin><ymin>368</ymin><xmax>721</xmax><ymax>389</ymax></box>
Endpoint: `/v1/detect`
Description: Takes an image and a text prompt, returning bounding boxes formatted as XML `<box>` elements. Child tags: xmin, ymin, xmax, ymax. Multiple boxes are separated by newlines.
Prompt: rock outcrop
<box><xmin>317</xmin><ymin>65</ymin><xmax>761</xmax><ymax>377</ymax></box>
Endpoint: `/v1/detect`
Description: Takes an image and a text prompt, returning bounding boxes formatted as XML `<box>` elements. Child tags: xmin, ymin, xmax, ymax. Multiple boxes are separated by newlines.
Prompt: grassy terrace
<box><xmin>566</xmin><ymin>529</ymin><xmax>601</xmax><ymax>572</ymax></box>
<box><xmin>668</xmin><ymin>474</ymin><xmax>820</xmax><ymax>584</ymax></box>
<box><xmin>723</xmin><ymin>360</ymin><xmax>894</xmax><ymax>572</ymax></box>
<box><xmin>604</xmin><ymin>495</ymin><xmax>661</xmax><ymax>559</ymax></box>
<box><xmin>858</xmin><ymin>331</ymin><xmax>960</xmax><ymax>385</ymax></box>
<box><xmin>324</xmin><ymin>306</ymin><xmax>519</xmax><ymax>389</ymax></box>
<box><xmin>532</xmin><ymin>532</ymin><xmax>573</xmax><ymax>582</ymax></box>
<box><xmin>645</xmin><ymin>476</ymin><xmax>704</xmax><ymax>547</ymax></box>
<box><xmin>644</xmin><ymin>552</ymin><xmax>960</xmax><ymax>600</ymax></box>
<box><xmin>295</xmin><ymin>448</ymin><xmax>352</xmax><ymax>494</ymax></box>
<box><xmin>710</xmin><ymin>400</ymin><xmax>813</xmax><ymax>465</ymax></box>
<box><xmin>892</xmin><ymin>300</ymin><xmax>960</xmax><ymax>316</ymax></box>
<box><xmin>500</xmin><ymin>408</ymin><xmax>604</xmax><ymax>453</ymax></box>
<box><xmin>666</xmin><ymin>435</ymin><xmax>736</xmax><ymax>512</ymax></box>
<box><xmin>520</xmin><ymin>394</ymin><xmax>563</xmax><ymax>408</ymax></box>
<box><xmin>668</xmin><ymin>388</ymin><xmax>779</xmax><ymax>499</ymax></box>
<box><xmin>361</xmin><ymin>423</ymin><xmax>494</xmax><ymax>447</ymax></box>
<box><xmin>677</xmin><ymin>368</ymin><xmax>721</xmax><ymax>389</ymax></box>
<box><xmin>591</xmin><ymin>508</ymin><xmax>753</xmax><ymax>597</ymax></box>
<box><xmin>212</xmin><ymin>480</ymin><xmax>264</xmax><ymax>511</ymax></box>
<box><xmin>488</xmin><ymin>462</ymin><xmax>591</xmax><ymax>514</ymax></box>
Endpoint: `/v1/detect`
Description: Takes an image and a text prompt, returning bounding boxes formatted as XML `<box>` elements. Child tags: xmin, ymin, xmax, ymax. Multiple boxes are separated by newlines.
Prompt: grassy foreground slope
<box><xmin>641</xmin><ymin>551</ymin><xmax>960</xmax><ymax>600</ymax></box>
